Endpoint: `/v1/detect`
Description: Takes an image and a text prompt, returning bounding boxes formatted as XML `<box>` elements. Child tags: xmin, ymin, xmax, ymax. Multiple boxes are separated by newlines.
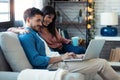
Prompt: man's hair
<box><xmin>23</xmin><ymin>7</ymin><xmax>43</xmax><ymax>22</ymax></box>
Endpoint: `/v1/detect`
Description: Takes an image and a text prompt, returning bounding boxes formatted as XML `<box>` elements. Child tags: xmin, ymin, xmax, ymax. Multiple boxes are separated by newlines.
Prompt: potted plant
<box><xmin>78</xmin><ymin>9</ymin><xmax>82</xmax><ymax>23</ymax></box>
<box><xmin>56</xmin><ymin>11</ymin><xmax>62</xmax><ymax>23</ymax></box>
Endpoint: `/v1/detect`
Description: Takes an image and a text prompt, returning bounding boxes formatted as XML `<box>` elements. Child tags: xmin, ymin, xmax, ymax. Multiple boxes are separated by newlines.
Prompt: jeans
<box><xmin>50</xmin><ymin>58</ymin><xmax>120</xmax><ymax>80</ymax></box>
<box><xmin>52</xmin><ymin>43</ymin><xmax>86</xmax><ymax>54</ymax></box>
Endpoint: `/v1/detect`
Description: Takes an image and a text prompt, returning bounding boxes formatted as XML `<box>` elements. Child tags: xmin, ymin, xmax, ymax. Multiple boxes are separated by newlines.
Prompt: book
<box><xmin>109</xmin><ymin>48</ymin><xmax>120</xmax><ymax>62</ymax></box>
<box><xmin>61</xmin><ymin>30</ymin><xmax>70</xmax><ymax>39</ymax></box>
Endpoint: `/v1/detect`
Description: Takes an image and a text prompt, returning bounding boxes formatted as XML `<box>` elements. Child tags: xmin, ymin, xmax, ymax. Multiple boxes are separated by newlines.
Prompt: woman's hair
<box><xmin>41</xmin><ymin>5</ymin><xmax>57</xmax><ymax>37</ymax></box>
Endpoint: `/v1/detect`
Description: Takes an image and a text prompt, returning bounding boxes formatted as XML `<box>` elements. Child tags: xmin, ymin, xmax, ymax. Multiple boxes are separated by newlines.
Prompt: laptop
<box><xmin>64</xmin><ymin>39</ymin><xmax>105</xmax><ymax>62</ymax></box>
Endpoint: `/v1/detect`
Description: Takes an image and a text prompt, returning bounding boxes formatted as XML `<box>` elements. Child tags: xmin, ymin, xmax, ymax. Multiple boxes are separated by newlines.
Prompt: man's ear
<box><xmin>26</xmin><ymin>17</ymin><xmax>30</xmax><ymax>23</ymax></box>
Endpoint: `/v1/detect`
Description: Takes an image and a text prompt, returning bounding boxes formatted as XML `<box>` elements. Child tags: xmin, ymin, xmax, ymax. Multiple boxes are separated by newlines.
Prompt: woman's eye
<box><xmin>48</xmin><ymin>16</ymin><xmax>51</xmax><ymax>18</ymax></box>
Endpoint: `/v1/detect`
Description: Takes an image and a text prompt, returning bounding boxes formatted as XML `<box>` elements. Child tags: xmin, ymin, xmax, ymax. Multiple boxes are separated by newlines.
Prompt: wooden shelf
<box><xmin>55</xmin><ymin>21</ymin><xmax>86</xmax><ymax>25</ymax></box>
<box><xmin>108</xmin><ymin>62</ymin><xmax>120</xmax><ymax>67</ymax></box>
<box><xmin>52</xmin><ymin>1</ymin><xmax>87</xmax><ymax>3</ymax></box>
<box><xmin>95</xmin><ymin>36</ymin><xmax>120</xmax><ymax>41</ymax></box>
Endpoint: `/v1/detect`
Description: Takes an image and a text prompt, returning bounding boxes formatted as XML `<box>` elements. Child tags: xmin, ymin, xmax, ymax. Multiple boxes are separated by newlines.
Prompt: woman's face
<box><xmin>42</xmin><ymin>14</ymin><xmax>54</xmax><ymax>27</ymax></box>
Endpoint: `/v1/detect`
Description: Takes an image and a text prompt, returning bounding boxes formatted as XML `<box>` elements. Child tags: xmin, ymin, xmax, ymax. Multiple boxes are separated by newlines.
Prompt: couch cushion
<box><xmin>0</xmin><ymin>46</ymin><xmax>12</xmax><ymax>71</ymax></box>
<box><xmin>0</xmin><ymin>71</ymin><xmax>19</xmax><ymax>80</ymax></box>
<box><xmin>0</xmin><ymin>32</ymin><xmax>32</xmax><ymax>72</ymax></box>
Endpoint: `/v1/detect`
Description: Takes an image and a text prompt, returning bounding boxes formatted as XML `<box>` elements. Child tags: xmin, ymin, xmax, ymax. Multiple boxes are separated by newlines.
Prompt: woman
<box><xmin>8</xmin><ymin>5</ymin><xmax>86</xmax><ymax>54</ymax></box>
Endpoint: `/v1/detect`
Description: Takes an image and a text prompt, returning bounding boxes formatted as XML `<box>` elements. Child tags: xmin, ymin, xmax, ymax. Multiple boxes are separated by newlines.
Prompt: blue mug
<box><xmin>71</xmin><ymin>37</ymin><xmax>79</xmax><ymax>46</ymax></box>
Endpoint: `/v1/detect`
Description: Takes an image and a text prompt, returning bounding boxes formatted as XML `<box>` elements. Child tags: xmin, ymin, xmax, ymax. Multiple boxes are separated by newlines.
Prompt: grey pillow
<box><xmin>0</xmin><ymin>32</ymin><xmax>32</xmax><ymax>72</ymax></box>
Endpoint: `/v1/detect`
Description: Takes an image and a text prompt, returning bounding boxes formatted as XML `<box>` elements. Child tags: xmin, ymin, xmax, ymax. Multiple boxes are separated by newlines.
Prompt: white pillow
<box><xmin>0</xmin><ymin>32</ymin><xmax>32</xmax><ymax>72</ymax></box>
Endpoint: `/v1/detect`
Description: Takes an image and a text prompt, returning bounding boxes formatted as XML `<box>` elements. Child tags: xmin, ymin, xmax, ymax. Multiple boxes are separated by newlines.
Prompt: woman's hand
<box><xmin>18</xmin><ymin>29</ymin><xmax>29</xmax><ymax>34</ymax></box>
<box><xmin>7</xmin><ymin>27</ymin><xmax>29</xmax><ymax>34</ymax></box>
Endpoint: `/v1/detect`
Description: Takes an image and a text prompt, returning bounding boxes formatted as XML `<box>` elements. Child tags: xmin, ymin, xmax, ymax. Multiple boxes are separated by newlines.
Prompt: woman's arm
<box><xmin>7</xmin><ymin>27</ymin><xmax>29</xmax><ymax>34</ymax></box>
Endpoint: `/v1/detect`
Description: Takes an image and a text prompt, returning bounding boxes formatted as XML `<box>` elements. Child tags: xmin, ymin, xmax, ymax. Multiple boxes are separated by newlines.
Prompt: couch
<box><xmin>0</xmin><ymin>31</ymin><xmax>86</xmax><ymax>80</ymax></box>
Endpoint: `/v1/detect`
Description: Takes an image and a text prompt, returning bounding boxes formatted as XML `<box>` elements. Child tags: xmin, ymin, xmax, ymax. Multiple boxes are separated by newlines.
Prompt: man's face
<box><xmin>28</xmin><ymin>14</ymin><xmax>43</xmax><ymax>32</ymax></box>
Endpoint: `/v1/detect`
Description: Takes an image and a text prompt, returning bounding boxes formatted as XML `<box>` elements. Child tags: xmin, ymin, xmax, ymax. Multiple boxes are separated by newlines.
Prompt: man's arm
<box><xmin>18</xmin><ymin>33</ymin><xmax>50</xmax><ymax>68</ymax></box>
<box><xmin>49</xmin><ymin>52</ymin><xmax>77</xmax><ymax>64</ymax></box>
<box><xmin>18</xmin><ymin>32</ymin><xmax>76</xmax><ymax>67</ymax></box>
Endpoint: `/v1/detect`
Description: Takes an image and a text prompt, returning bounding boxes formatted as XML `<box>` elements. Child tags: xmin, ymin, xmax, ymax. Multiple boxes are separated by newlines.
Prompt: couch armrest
<box><xmin>0</xmin><ymin>71</ymin><xmax>19</xmax><ymax>80</ymax></box>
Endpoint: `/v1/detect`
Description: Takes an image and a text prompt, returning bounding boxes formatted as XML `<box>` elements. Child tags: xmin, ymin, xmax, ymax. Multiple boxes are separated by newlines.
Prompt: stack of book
<box><xmin>58</xmin><ymin>28</ymin><xmax>70</xmax><ymax>39</ymax></box>
<box><xmin>109</xmin><ymin>47</ymin><xmax>120</xmax><ymax>62</ymax></box>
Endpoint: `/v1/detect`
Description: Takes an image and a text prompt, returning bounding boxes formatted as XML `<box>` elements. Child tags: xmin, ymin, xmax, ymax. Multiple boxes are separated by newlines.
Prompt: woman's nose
<box><xmin>49</xmin><ymin>19</ymin><xmax>53</xmax><ymax>23</ymax></box>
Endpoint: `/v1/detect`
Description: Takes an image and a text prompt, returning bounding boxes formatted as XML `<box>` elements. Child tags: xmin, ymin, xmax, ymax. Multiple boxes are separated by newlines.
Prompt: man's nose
<box><xmin>40</xmin><ymin>22</ymin><xmax>42</xmax><ymax>26</ymax></box>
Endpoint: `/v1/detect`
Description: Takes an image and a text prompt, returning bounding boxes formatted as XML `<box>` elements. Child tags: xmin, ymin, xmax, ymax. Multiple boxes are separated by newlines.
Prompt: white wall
<box><xmin>35</xmin><ymin>0</ymin><xmax>49</xmax><ymax>9</ymax></box>
<box><xmin>34</xmin><ymin>0</ymin><xmax>49</xmax><ymax>9</ymax></box>
<box><xmin>33</xmin><ymin>0</ymin><xmax>43</xmax><ymax>9</ymax></box>
<box><xmin>43</xmin><ymin>0</ymin><xmax>49</xmax><ymax>6</ymax></box>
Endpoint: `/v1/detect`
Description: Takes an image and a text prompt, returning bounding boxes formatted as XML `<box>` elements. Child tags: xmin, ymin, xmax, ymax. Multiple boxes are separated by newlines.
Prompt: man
<box><xmin>18</xmin><ymin>7</ymin><xmax>120</xmax><ymax>80</ymax></box>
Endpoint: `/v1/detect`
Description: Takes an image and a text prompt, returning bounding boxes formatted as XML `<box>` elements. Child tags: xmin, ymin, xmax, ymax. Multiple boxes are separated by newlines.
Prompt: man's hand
<box><xmin>61</xmin><ymin>52</ymin><xmax>77</xmax><ymax>60</ymax></box>
<box><xmin>76</xmin><ymin>54</ymin><xmax>85</xmax><ymax>59</ymax></box>
<box><xmin>49</xmin><ymin>52</ymin><xmax>77</xmax><ymax>64</ymax></box>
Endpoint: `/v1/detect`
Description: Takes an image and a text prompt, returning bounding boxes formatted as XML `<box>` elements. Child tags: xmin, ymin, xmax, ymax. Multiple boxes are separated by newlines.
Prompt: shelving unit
<box><xmin>49</xmin><ymin>0</ymin><xmax>95</xmax><ymax>47</ymax></box>
<box><xmin>50</xmin><ymin>0</ymin><xmax>87</xmax><ymax>40</ymax></box>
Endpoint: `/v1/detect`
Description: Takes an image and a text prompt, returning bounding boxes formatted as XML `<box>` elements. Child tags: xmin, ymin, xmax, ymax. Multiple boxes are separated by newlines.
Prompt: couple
<box><xmin>8</xmin><ymin>6</ymin><xmax>86</xmax><ymax>55</ymax></box>
<box><xmin>14</xmin><ymin>6</ymin><xmax>120</xmax><ymax>80</ymax></box>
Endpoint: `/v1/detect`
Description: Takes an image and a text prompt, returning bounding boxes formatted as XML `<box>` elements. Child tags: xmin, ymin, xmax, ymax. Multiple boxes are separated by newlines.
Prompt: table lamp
<box><xmin>100</xmin><ymin>12</ymin><xmax>118</xmax><ymax>36</ymax></box>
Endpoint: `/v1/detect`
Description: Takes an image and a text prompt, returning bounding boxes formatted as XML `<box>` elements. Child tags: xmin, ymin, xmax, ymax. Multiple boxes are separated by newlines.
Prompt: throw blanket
<box><xmin>17</xmin><ymin>68</ymin><xmax>68</xmax><ymax>80</ymax></box>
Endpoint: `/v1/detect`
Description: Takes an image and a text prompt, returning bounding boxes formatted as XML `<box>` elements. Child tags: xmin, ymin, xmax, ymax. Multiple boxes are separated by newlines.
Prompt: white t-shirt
<box><xmin>36</xmin><ymin>33</ymin><xmax>60</xmax><ymax>57</ymax></box>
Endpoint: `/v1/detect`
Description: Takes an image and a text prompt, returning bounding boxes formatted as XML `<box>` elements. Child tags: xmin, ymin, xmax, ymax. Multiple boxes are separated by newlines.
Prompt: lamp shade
<box><xmin>100</xmin><ymin>12</ymin><xmax>118</xmax><ymax>25</ymax></box>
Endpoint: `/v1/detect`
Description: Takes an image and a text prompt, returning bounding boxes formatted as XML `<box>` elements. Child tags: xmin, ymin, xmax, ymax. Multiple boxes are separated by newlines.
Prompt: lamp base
<box><xmin>100</xmin><ymin>27</ymin><xmax>117</xmax><ymax>36</ymax></box>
